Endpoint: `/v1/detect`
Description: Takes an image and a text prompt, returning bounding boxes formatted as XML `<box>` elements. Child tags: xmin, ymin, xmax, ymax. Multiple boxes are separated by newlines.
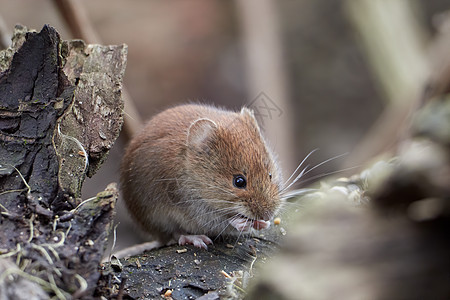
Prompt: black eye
<box><xmin>269</xmin><ymin>173</ymin><xmax>272</xmax><ymax>180</ymax></box>
<box><xmin>233</xmin><ymin>174</ymin><xmax>247</xmax><ymax>189</ymax></box>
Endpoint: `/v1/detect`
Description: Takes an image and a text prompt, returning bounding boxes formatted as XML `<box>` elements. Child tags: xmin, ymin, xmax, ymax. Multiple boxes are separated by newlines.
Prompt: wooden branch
<box><xmin>343</xmin><ymin>0</ymin><xmax>430</xmax><ymax>168</ymax></box>
<box><xmin>52</xmin><ymin>0</ymin><xmax>99</xmax><ymax>43</ymax></box>
<box><xmin>0</xmin><ymin>13</ymin><xmax>10</xmax><ymax>49</ymax></box>
<box><xmin>235</xmin><ymin>0</ymin><xmax>294</xmax><ymax>174</ymax></box>
<box><xmin>345</xmin><ymin>0</ymin><xmax>429</xmax><ymax>104</ymax></box>
<box><xmin>423</xmin><ymin>14</ymin><xmax>450</xmax><ymax>100</ymax></box>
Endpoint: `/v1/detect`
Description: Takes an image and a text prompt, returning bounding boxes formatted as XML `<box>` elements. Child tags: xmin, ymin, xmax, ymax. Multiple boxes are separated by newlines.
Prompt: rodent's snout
<box><xmin>243</xmin><ymin>193</ymin><xmax>280</xmax><ymax>222</ymax></box>
<box><xmin>261</xmin><ymin>214</ymin><xmax>272</xmax><ymax>221</ymax></box>
<box><xmin>254</xmin><ymin>208</ymin><xmax>275</xmax><ymax>222</ymax></box>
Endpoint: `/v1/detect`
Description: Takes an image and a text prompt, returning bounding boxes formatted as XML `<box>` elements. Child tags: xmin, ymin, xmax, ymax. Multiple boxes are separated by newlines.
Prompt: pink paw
<box><xmin>178</xmin><ymin>235</ymin><xmax>213</xmax><ymax>249</ymax></box>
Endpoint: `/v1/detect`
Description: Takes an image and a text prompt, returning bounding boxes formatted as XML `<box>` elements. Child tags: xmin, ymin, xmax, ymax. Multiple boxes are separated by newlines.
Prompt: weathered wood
<box><xmin>98</xmin><ymin>227</ymin><xmax>284</xmax><ymax>299</ymax></box>
<box><xmin>0</xmin><ymin>25</ymin><xmax>126</xmax><ymax>299</ymax></box>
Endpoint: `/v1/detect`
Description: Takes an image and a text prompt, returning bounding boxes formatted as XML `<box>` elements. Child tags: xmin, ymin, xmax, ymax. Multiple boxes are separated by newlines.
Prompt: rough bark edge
<box><xmin>0</xmin><ymin>24</ymin><xmax>126</xmax><ymax>299</ymax></box>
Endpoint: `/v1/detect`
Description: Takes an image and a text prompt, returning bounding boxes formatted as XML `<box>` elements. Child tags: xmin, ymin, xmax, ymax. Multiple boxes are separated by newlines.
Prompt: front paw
<box><xmin>178</xmin><ymin>234</ymin><xmax>213</xmax><ymax>249</ymax></box>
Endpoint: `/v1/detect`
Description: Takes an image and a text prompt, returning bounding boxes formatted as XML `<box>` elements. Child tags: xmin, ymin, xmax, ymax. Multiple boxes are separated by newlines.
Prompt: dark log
<box><xmin>0</xmin><ymin>25</ymin><xmax>126</xmax><ymax>299</ymax></box>
<box><xmin>97</xmin><ymin>228</ymin><xmax>284</xmax><ymax>299</ymax></box>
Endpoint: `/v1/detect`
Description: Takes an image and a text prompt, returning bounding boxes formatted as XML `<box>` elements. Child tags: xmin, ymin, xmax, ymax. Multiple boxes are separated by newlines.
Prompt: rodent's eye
<box><xmin>233</xmin><ymin>174</ymin><xmax>247</xmax><ymax>189</ymax></box>
<box><xmin>269</xmin><ymin>173</ymin><xmax>272</xmax><ymax>180</ymax></box>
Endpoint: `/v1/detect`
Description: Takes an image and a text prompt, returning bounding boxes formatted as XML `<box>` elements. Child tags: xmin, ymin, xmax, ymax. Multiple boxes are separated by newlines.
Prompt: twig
<box><xmin>0</xmin><ymin>13</ymin><xmax>11</xmax><ymax>49</ymax></box>
<box><xmin>10</xmin><ymin>165</ymin><xmax>31</xmax><ymax>194</ymax></box>
<box><xmin>71</xmin><ymin>274</ymin><xmax>89</xmax><ymax>299</ymax></box>
<box><xmin>26</xmin><ymin>214</ymin><xmax>35</xmax><ymax>243</ymax></box>
<box><xmin>71</xmin><ymin>196</ymin><xmax>96</xmax><ymax>213</ymax></box>
<box><xmin>235</xmin><ymin>0</ymin><xmax>294</xmax><ymax>174</ymax></box>
<box><xmin>107</xmin><ymin>223</ymin><xmax>119</xmax><ymax>263</ymax></box>
<box><xmin>0</xmin><ymin>268</ymin><xmax>68</xmax><ymax>299</ymax></box>
<box><xmin>51</xmin><ymin>0</ymin><xmax>99</xmax><ymax>43</ymax></box>
<box><xmin>423</xmin><ymin>12</ymin><xmax>450</xmax><ymax>100</ymax></box>
<box><xmin>343</xmin><ymin>0</ymin><xmax>430</xmax><ymax>168</ymax></box>
<box><xmin>117</xmin><ymin>276</ymin><xmax>127</xmax><ymax>300</ymax></box>
<box><xmin>30</xmin><ymin>244</ymin><xmax>54</xmax><ymax>264</ymax></box>
<box><xmin>0</xmin><ymin>244</ymin><xmax>21</xmax><ymax>259</ymax></box>
<box><xmin>57</xmin><ymin>124</ymin><xmax>89</xmax><ymax>173</ymax></box>
<box><xmin>107</xmin><ymin>240</ymin><xmax>162</xmax><ymax>261</ymax></box>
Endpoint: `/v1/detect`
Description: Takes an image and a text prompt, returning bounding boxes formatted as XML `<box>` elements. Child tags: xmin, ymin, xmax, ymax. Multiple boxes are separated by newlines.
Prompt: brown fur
<box><xmin>120</xmin><ymin>104</ymin><xmax>282</xmax><ymax>243</ymax></box>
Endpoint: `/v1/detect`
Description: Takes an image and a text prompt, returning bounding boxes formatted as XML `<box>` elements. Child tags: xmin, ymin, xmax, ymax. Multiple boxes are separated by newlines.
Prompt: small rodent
<box><xmin>120</xmin><ymin>104</ymin><xmax>283</xmax><ymax>249</ymax></box>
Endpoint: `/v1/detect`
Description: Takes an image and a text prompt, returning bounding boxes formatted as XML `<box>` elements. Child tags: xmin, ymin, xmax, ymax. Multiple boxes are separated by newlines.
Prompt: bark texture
<box><xmin>0</xmin><ymin>25</ymin><xmax>126</xmax><ymax>299</ymax></box>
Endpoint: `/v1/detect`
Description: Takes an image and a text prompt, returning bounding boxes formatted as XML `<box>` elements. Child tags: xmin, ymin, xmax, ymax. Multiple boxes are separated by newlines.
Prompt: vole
<box><xmin>120</xmin><ymin>104</ymin><xmax>283</xmax><ymax>249</ymax></box>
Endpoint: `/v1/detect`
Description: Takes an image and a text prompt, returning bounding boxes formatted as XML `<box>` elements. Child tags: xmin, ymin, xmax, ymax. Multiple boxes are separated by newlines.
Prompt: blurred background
<box><xmin>1</xmin><ymin>0</ymin><xmax>449</xmax><ymax>251</ymax></box>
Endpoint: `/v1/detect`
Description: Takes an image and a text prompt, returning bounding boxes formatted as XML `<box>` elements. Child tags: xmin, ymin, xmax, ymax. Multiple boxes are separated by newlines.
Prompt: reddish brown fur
<box><xmin>120</xmin><ymin>104</ymin><xmax>282</xmax><ymax>244</ymax></box>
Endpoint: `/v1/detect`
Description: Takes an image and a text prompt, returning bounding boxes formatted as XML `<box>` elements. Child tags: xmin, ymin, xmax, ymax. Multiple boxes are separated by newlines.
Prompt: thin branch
<box><xmin>343</xmin><ymin>0</ymin><xmax>430</xmax><ymax>168</ymax></box>
<box><xmin>0</xmin><ymin>13</ymin><xmax>11</xmax><ymax>49</ymax></box>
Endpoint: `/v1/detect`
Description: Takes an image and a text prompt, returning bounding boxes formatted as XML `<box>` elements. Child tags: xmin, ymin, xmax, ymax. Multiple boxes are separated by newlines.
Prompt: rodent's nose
<box><xmin>261</xmin><ymin>213</ymin><xmax>272</xmax><ymax>221</ymax></box>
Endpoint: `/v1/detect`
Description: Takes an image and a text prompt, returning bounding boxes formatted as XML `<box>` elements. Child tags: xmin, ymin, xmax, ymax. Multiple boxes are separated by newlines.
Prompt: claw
<box><xmin>178</xmin><ymin>235</ymin><xmax>213</xmax><ymax>249</ymax></box>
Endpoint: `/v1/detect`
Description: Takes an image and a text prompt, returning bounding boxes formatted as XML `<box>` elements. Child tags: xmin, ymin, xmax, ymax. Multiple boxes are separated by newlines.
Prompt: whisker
<box><xmin>233</xmin><ymin>217</ymin><xmax>249</xmax><ymax>247</ymax></box>
<box><xmin>198</xmin><ymin>208</ymin><xmax>241</xmax><ymax>230</ymax></box>
<box><xmin>282</xmin><ymin>152</ymin><xmax>350</xmax><ymax>192</ymax></box>
<box><xmin>214</xmin><ymin>218</ymin><xmax>235</xmax><ymax>241</ymax></box>
<box><xmin>211</xmin><ymin>213</ymin><xmax>242</xmax><ymax>238</ymax></box>
<box><xmin>281</xmin><ymin>164</ymin><xmax>310</xmax><ymax>193</ymax></box>
<box><xmin>301</xmin><ymin>152</ymin><xmax>349</xmax><ymax>178</ymax></box>
<box><xmin>283</xmin><ymin>148</ymin><xmax>318</xmax><ymax>189</ymax></box>
<box><xmin>200</xmin><ymin>212</ymin><xmax>241</xmax><ymax>240</ymax></box>
<box><xmin>202</xmin><ymin>207</ymin><xmax>240</xmax><ymax>221</ymax></box>
<box><xmin>278</xmin><ymin>200</ymin><xmax>308</xmax><ymax>214</ymax></box>
<box><xmin>281</xmin><ymin>188</ymin><xmax>317</xmax><ymax>199</ymax></box>
<box><xmin>291</xmin><ymin>166</ymin><xmax>359</xmax><ymax>187</ymax></box>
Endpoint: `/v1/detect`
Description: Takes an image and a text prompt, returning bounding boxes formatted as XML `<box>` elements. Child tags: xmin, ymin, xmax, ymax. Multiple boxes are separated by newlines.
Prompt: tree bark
<box><xmin>0</xmin><ymin>25</ymin><xmax>126</xmax><ymax>299</ymax></box>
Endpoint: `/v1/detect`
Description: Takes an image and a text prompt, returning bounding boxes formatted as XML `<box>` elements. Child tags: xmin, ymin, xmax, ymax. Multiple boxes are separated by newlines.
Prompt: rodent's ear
<box><xmin>240</xmin><ymin>107</ymin><xmax>260</xmax><ymax>129</ymax></box>
<box><xmin>187</xmin><ymin>118</ymin><xmax>218</xmax><ymax>148</ymax></box>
